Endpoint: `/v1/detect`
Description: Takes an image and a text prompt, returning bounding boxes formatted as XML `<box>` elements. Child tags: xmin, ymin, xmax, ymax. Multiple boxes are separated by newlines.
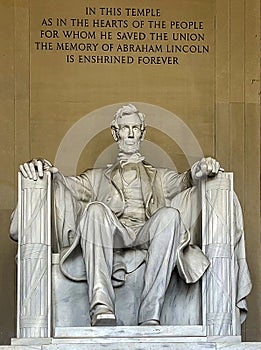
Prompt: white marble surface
<box><xmin>54</xmin><ymin>325</ymin><xmax>205</xmax><ymax>338</ymax></box>
<box><xmin>45</xmin><ymin>343</ymin><xmax>217</xmax><ymax>350</ymax></box>
<box><xmin>52</xmin><ymin>254</ymin><xmax>202</xmax><ymax>328</ymax></box>
<box><xmin>2</xmin><ymin>341</ymin><xmax>261</xmax><ymax>350</ymax></box>
<box><xmin>17</xmin><ymin>173</ymin><xmax>52</xmax><ymax>338</ymax></box>
<box><xmin>201</xmin><ymin>173</ymin><xmax>238</xmax><ymax>336</ymax></box>
<box><xmin>217</xmin><ymin>344</ymin><xmax>261</xmax><ymax>349</ymax></box>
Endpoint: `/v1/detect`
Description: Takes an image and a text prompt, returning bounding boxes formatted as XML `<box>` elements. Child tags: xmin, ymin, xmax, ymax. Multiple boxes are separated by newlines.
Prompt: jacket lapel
<box><xmin>142</xmin><ymin>162</ymin><xmax>166</xmax><ymax>216</ymax></box>
<box><xmin>138</xmin><ymin>162</ymin><xmax>156</xmax><ymax>208</ymax></box>
<box><xmin>104</xmin><ymin>163</ymin><xmax>124</xmax><ymax>202</ymax></box>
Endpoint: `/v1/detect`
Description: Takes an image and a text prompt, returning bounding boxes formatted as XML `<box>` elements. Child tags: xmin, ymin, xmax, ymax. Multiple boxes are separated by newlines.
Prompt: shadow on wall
<box><xmin>0</xmin><ymin>209</ymin><xmax>17</xmax><ymax>344</ymax></box>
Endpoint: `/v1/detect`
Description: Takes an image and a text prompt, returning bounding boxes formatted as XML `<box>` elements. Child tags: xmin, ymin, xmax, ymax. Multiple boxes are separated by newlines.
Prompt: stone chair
<box><xmin>13</xmin><ymin>171</ymin><xmax>250</xmax><ymax>346</ymax></box>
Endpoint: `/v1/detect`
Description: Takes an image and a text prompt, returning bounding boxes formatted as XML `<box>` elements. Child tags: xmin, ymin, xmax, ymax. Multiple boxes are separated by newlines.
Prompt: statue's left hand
<box><xmin>192</xmin><ymin>157</ymin><xmax>221</xmax><ymax>181</ymax></box>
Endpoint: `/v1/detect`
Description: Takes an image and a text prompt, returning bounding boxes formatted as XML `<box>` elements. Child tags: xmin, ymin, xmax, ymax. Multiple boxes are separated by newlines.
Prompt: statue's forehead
<box><xmin>117</xmin><ymin>113</ymin><xmax>142</xmax><ymax>125</ymax></box>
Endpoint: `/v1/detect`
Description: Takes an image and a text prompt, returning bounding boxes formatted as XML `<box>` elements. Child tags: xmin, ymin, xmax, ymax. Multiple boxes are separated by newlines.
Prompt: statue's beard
<box><xmin>118</xmin><ymin>139</ymin><xmax>141</xmax><ymax>154</ymax></box>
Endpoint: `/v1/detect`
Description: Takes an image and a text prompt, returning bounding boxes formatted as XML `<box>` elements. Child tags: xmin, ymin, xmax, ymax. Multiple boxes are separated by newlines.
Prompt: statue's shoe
<box><xmin>139</xmin><ymin>319</ymin><xmax>160</xmax><ymax>326</ymax></box>
<box><xmin>91</xmin><ymin>312</ymin><xmax>117</xmax><ymax>326</ymax></box>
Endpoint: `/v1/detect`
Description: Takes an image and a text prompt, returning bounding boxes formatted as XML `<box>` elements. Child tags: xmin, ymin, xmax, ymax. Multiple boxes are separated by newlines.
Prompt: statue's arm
<box><xmin>161</xmin><ymin>157</ymin><xmax>221</xmax><ymax>200</ymax></box>
<box><xmin>161</xmin><ymin>168</ymin><xmax>193</xmax><ymax>199</ymax></box>
<box><xmin>53</xmin><ymin>171</ymin><xmax>94</xmax><ymax>249</ymax></box>
<box><xmin>18</xmin><ymin>158</ymin><xmax>94</xmax><ymax>201</ymax></box>
<box><xmin>53</xmin><ymin>171</ymin><xmax>94</xmax><ymax>203</ymax></box>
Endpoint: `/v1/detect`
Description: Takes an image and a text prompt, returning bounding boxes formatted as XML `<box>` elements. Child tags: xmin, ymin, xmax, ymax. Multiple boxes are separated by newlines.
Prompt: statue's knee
<box><xmin>151</xmin><ymin>208</ymin><xmax>180</xmax><ymax>233</ymax></box>
<box><xmin>156</xmin><ymin>207</ymin><xmax>180</xmax><ymax>220</ymax></box>
<box><xmin>87</xmin><ymin>202</ymin><xmax>108</xmax><ymax>217</ymax></box>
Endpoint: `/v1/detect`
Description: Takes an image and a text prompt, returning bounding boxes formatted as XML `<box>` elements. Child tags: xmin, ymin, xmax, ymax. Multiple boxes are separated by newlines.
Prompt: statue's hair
<box><xmin>110</xmin><ymin>104</ymin><xmax>146</xmax><ymax>141</ymax></box>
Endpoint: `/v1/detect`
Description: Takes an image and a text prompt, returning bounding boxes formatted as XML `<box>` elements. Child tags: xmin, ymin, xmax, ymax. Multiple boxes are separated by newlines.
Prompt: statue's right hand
<box><xmin>19</xmin><ymin>158</ymin><xmax>58</xmax><ymax>180</ymax></box>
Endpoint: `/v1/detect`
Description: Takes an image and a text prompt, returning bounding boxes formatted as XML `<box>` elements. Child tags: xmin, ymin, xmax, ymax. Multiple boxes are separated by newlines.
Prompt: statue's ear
<box><xmin>140</xmin><ymin>128</ymin><xmax>146</xmax><ymax>141</ymax></box>
<box><xmin>111</xmin><ymin>126</ymin><xmax>119</xmax><ymax>142</ymax></box>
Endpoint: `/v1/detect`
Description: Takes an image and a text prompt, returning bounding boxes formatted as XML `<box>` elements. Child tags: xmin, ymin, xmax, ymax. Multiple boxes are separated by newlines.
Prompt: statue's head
<box><xmin>111</xmin><ymin>104</ymin><xmax>146</xmax><ymax>154</ymax></box>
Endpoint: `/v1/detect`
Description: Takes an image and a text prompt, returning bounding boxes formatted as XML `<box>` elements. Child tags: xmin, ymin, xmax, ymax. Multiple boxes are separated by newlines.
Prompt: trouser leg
<box><xmin>79</xmin><ymin>202</ymin><xmax>130</xmax><ymax>318</ymax></box>
<box><xmin>136</xmin><ymin>207</ymin><xmax>182</xmax><ymax>324</ymax></box>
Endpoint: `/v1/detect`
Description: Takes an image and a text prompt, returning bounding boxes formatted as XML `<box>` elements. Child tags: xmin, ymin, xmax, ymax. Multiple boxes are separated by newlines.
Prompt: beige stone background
<box><xmin>0</xmin><ymin>0</ymin><xmax>260</xmax><ymax>344</ymax></box>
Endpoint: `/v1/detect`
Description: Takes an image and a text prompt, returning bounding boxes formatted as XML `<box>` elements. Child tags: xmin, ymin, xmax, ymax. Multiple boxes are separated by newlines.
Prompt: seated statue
<box><xmin>13</xmin><ymin>104</ymin><xmax>226</xmax><ymax>327</ymax></box>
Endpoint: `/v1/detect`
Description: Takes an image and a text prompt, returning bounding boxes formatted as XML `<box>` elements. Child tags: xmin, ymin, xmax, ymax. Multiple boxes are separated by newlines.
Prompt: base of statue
<box><xmin>8</xmin><ymin>340</ymin><xmax>261</xmax><ymax>350</ymax></box>
<box><xmin>8</xmin><ymin>327</ymin><xmax>261</xmax><ymax>350</ymax></box>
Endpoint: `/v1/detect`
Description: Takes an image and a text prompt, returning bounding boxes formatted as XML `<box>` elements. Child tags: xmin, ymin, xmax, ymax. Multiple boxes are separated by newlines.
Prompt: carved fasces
<box><xmin>17</xmin><ymin>172</ymin><xmax>51</xmax><ymax>338</ymax></box>
<box><xmin>202</xmin><ymin>172</ymin><xmax>237</xmax><ymax>336</ymax></box>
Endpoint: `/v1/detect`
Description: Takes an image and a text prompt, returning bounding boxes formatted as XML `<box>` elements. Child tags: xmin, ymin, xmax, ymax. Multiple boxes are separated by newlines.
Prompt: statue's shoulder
<box><xmin>144</xmin><ymin>164</ymin><xmax>176</xmax><ymax>175</ymax></box>
<box><xmin>142</xmin><ymin>161</ymin><xmax>178</xmax><ymax>178</ymax></box>
<box><xmin>142</xmin><ymin>161</ymin><xmax>170</xmax><ymax>170</ymax></box>
<box><xmin>81</xmin><ymin>164</ymin><xmax>114</xmax><ymax>181</ymax></box>
<box><xmin>85</xmin><ymin>167</ymin><xmax>104</xmax><ymax>172</ymax></box>
<box><xmin>81</xmin><ymin>167</ymin><xmax>106</xmax><ymax>178</ymax></box>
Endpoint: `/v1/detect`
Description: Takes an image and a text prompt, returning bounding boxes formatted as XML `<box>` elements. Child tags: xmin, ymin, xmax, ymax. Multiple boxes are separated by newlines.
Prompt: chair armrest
<box><xmin>17</xmin><ymin>171</ymin><xmax>52</xmax><ymax>338</ymax></box>
<box><xmin>201</xmin><ymin>172</ymin><xmax>239</xmax><ymax>336</ymax></box>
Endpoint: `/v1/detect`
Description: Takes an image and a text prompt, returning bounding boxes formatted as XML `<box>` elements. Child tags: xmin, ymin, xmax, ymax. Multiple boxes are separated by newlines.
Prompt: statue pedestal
<box><xmin>9</xmin><ymin>331</ymin><xmax>261</xmax><ymax>350</ymax></box>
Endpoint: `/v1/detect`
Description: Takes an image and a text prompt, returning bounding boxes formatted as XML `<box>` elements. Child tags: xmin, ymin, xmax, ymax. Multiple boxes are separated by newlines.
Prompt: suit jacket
<box><xmin>53</xmin><ymin>161</ymin><xmax>210</xmax><ymax>284</ymax></box>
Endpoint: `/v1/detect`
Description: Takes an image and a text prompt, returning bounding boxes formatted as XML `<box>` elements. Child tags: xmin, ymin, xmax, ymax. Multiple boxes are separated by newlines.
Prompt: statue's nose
<box><xmin>128</xmin><ymin>128</ymin><xmax>134</xmax><ymax>138</ymax></box>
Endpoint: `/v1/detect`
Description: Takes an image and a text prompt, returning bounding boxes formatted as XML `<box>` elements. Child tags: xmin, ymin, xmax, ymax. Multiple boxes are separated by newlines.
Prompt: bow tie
<box><xmin>118</xmin><ymin>152</ymin><xmax>145</xmax><ymax>167</ymax></box>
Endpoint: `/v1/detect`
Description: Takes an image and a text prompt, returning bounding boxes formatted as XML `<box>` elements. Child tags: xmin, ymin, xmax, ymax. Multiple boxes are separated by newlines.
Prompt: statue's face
<box><xmin>117</xmin><ymin>113</ymin><xmax>143</xmax><ymax>154</ymax></box>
